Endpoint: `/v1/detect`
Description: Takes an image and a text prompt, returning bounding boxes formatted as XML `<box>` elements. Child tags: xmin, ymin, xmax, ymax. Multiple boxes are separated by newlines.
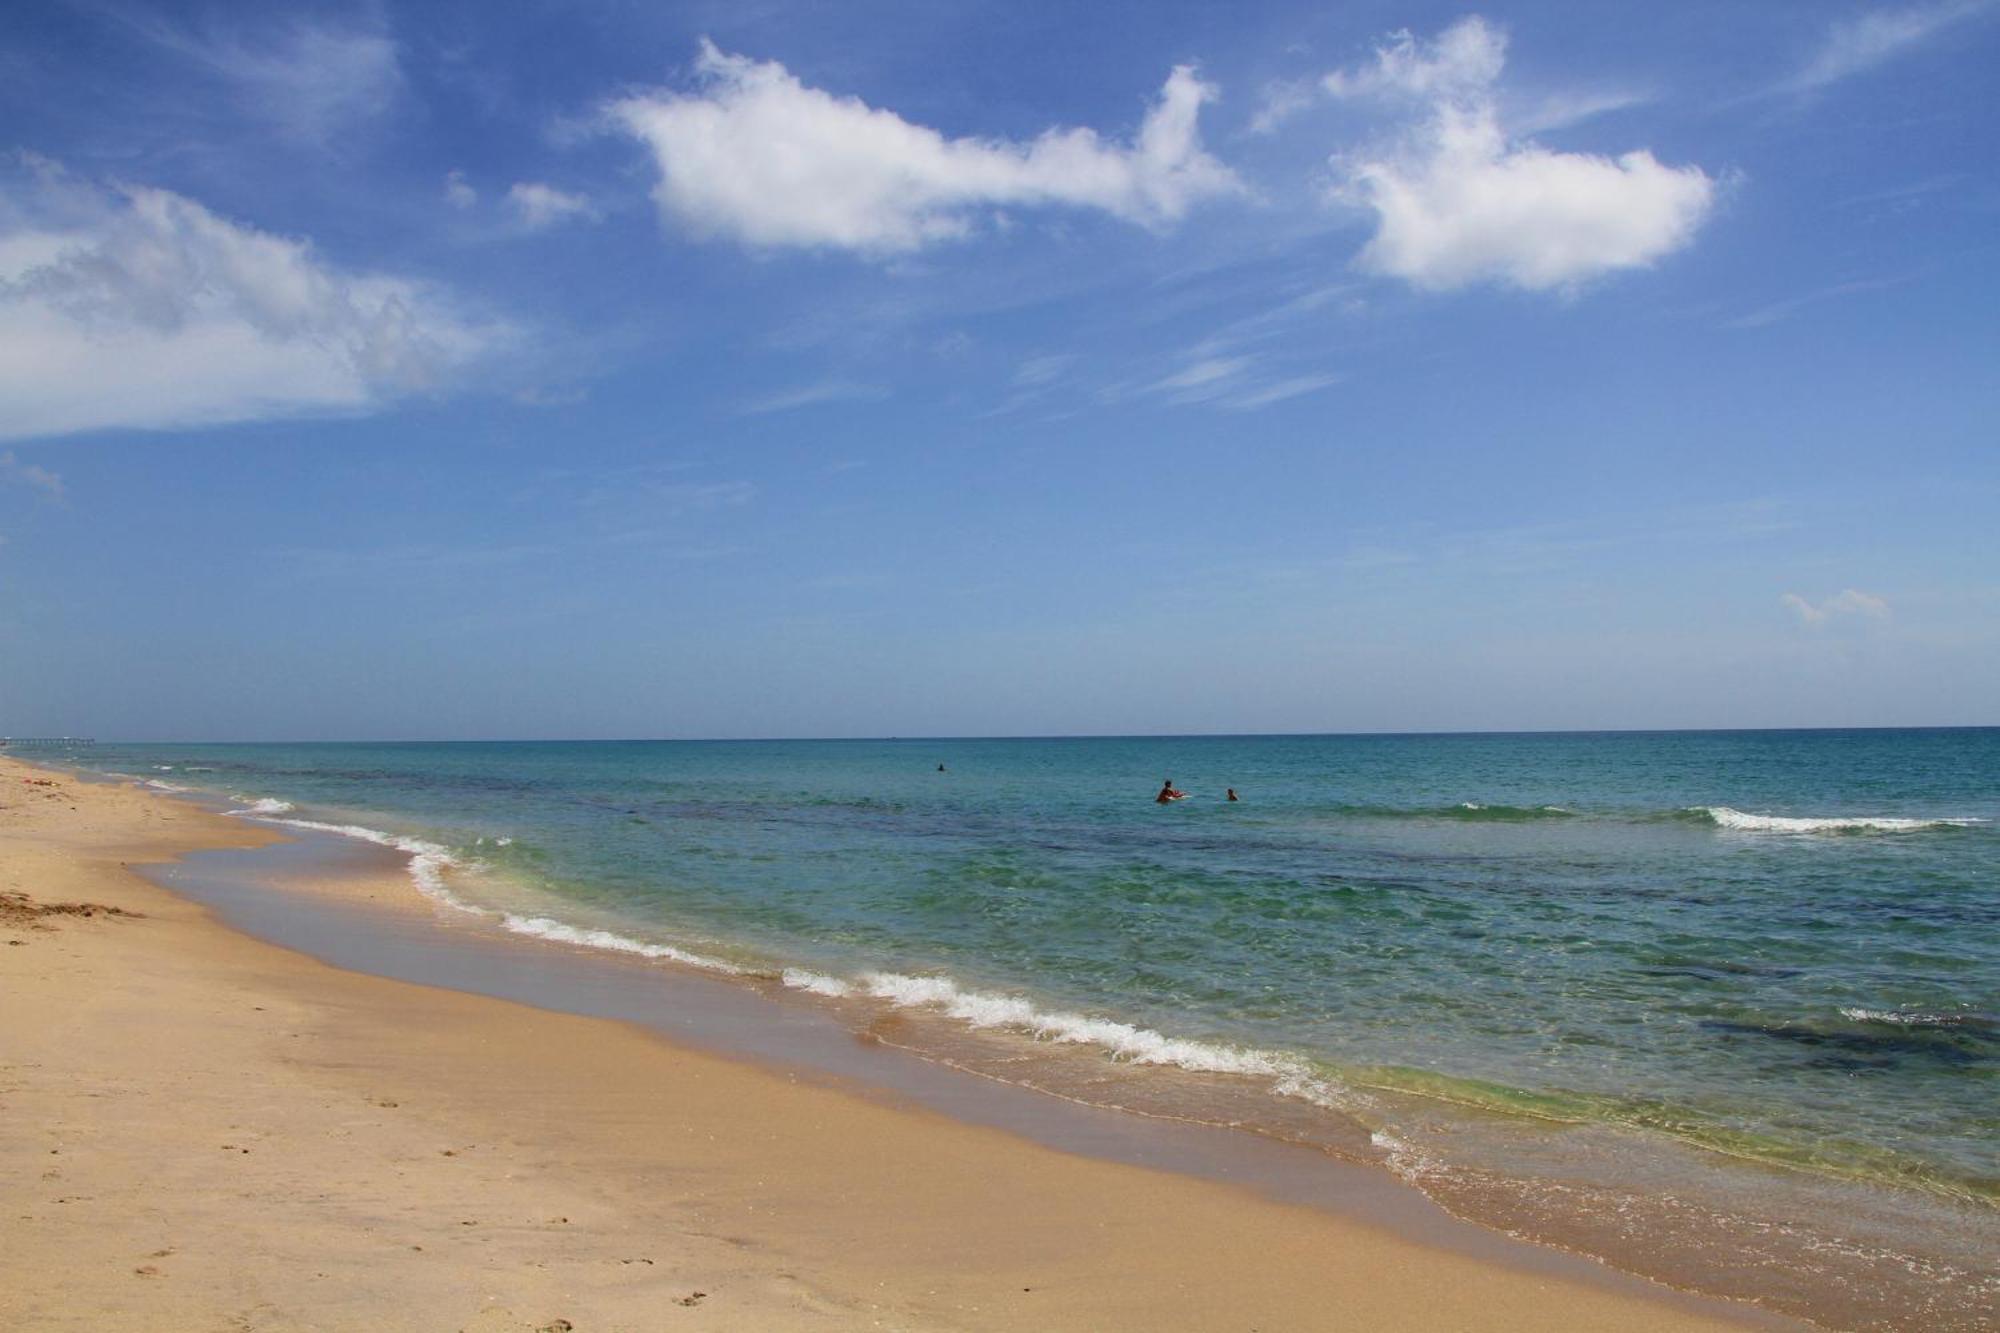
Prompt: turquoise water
<box><xmin>66</xmin><ymin>730</ymin><xmax>1999</xmax><ymax>1324</ymax></box>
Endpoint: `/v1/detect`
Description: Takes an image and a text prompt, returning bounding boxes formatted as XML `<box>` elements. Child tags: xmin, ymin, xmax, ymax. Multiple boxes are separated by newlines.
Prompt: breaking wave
<box><xmin>496</xmin><ymin>914</ymin><xmax>747</xmax><ymax>975</ymax></box>
<box><xmin>249</xmin><ymin>814</ymin><xmax>473</xmax><ymax>910</ymax></box>
<box><xmin>1692</xmin><ymin>807</ymin><xmax>1987</xmax><ymax>834</ymax></box>
<box><xmin>228</xmin><ymin>800</ymin><xmax>750</xmax><ymax>976</ymax></box>
<box><xmin>779</xmin><ymin>967</ymin><xmax>1358</xmax><ymax>1110</ymax></box>
<box><xmin>228</xmin><ymin>796</ymin><xmax>295</xmax><ymax>815</ymax></box>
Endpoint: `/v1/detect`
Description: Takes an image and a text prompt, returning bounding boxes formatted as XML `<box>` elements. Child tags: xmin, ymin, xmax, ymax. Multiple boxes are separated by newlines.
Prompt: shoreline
<box><xmin>0</xmin><ymin>754</ymin><xmax>1788</xmax><ymax>1330</ymax></box>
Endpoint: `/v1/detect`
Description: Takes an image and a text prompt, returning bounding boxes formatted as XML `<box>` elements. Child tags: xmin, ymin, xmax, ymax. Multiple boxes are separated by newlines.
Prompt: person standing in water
<box><xmin>1226</xmin><ymin>788</ymin><xmax>1239</xmax><ymax>802</ymax></box>
<box><xmin>1157</xmin><ymin>778</ymin><xmax>1187</xmax><ymax>803</ymax></box>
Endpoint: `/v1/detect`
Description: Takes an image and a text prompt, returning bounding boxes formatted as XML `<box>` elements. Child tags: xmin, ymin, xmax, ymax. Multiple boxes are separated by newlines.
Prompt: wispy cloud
<box><xmin>738</xmin><ymin>379</ymin><xmax>889</xmax><ymax>415</ymax></box>
<box><xmin>1779</xmin><ymin>1</ymin><xmax>1994</xmax><ymax>95</ymax></box>
<box><xmin>1135</xmin><ymin>351</ymin><xmax>1340</xmax><ymax>412</ymax></box>
<box><xmin>443</xmin><ymin>170</ymin><xmax>478</xmax><ymax>209</ymax></box>
<box><xmin>1181</xmin><ymin>281</ymin><xmax>1363</xmax><ymax>360</ymax></box>
<box><xmin>1222</xmin><ymin>372</ymin><xmax>1342</xmax><ymax>410</ymax></box>
<box><xmin>278</xmin><ymin>541</ymin><xmax>555</xmax><ymax>581</ymax></box>
<box><xmin>1783</xmin><ymin>589</ymin><xmax>1891</xmax><ymax>624</ymax></box>
<box><xmin>1726</xmin><ymin>275</ymin><xmax>1911</xmax><ymax>329</ymax></box>
<box><xmin>1507</xmin><ymin>88</ymin><xmax>1652</xmax><ymax>136</ymax></box>
<box><xmin>549</xmin><ymin>462</ymin><xmax>756</xmax><ymax>515</ymax></box>
<box><xmin>1150</xmin><ymin>355</ymin><xmax>1252</xmax><ymax>397</ymax></box>
<box><xmin>1834</xmin><ymin>174</ymin><xmax>1966</xmax><ymax>211</ymax></box>
<box><xmin>112</xmin><ymin>12</ymin><xmax>403</xmax><ymax>147</ymax></box>
<box><xmin>1324</xmin><ymin>17</ymin><xmax>1716</xmax><ymax>292</ymax></box>
<box><xmin>1306</xmin><ymin>500</ymin><xmax>1803</xmax><ymax>583</ymax></box>
<box><xmin>607</xmin><ymin>40</ymin><xmax>1242</xmax><ymax>254</ymax></box>
<box><xmin>643</xmin><ymin>480</ymin><xmax>756</xmax><ymax>512</ymax></box>
<box><xmin>1014</xmin><ymin>353</ymin><xmax>1076</xmax><ymax>386</ymax></box>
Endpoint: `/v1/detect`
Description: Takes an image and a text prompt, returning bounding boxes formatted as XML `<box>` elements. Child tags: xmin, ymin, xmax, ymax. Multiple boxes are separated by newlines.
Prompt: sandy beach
<box><xmin>0</xmin><ymin>755</ymin><xmax>1780</xmax><ymax>1331</ymax></box>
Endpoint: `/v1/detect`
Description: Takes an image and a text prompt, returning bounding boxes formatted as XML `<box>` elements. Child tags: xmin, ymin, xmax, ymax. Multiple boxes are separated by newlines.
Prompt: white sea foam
<box><xmin>1839</xmin><ymin>1007</ymin><xmax>1985</xmax><ymax>1029</ymax></box>
<box><xmin>1371</xmin><ymin>1128</ymin><xmax>1441</xmax><ymax>1174</ymax></box>
<box><xmin>145</xmin><ymin>778</ymin><xmax>191</xmax><ymax>793</ymax></box>
<box><xmin>835</xmin><ymin>969</ymin><xmax>1358</xmax><ymax>1110</ymax></box>
<box><xmin>229</xmin><ymin>796</ymin><xmax>295</xmax><ymax>815</ymax></box>
<box><xmin>497</xmin><ymin>914</ymin><xmax>748</xmax><ymax>974</ymax></box>
<box><xmin>775</xmin><ymin>966</ymin><xmax>1363</xmax><ymax>1109</ymax></box>
<box><xmin>781</xmin><ymin>968</ymin><xmax>854</xmax><ymax>997</ymax></box>
<box><xmin>1701</xmin><ymin>807</ymin><xmax>1986</xmax><ymax>834</ymax></box>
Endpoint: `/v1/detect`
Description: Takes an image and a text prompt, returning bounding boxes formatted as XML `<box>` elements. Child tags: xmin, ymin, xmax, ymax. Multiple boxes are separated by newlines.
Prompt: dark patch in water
<box><xmin>1639</xmin><ymin>962</ymin><xmax>1804</xmax><ymax>982</ymax></box>
<box><xmin>1700</xmin><ymin>1018</ymin><xmax>1991</xmax><ymax>1069</ymax></box>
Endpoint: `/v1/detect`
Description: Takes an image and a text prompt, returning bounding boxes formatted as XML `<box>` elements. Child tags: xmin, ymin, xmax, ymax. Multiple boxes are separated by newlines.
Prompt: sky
<box><xmin>0</xmin><ymin>0</ymin><xmax>1995</xmax><ymax>741</ymax></box>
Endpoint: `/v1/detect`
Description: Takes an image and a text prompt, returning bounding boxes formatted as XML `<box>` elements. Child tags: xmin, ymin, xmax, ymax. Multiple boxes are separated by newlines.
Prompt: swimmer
<box><xmin>1156</xmin><ymin>778</ymin><xmax>1187</xmax><ymax>804</ymax></box>
<box><xmin>1226</xmin><ymin>788</ymin><xmax>1239</xmax><ymax>802</ymax></box>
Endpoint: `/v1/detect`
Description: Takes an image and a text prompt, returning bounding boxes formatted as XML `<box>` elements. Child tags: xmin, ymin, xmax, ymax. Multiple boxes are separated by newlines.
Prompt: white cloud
<box><xmin>0</xmin><ymin>450</ymin><xmax>64</xmax><ymax>501</ymax></box>
<box><xmin>507</xmin><ymin>182</ymin><xmax>601</xmax><ymax>230</ymax></box>
<box><xmin>0</xmin><ymin>165</ymin><xmax>508</xmax><ymax>442</ymax></box>
<box><xmin>1248</xmin><ymin>78</ymin><xmax>1318</xmax><ymax>135</ymax></box>
<box><xmin>1324</xmin><ymin>18</ymin><xmax>1506</xmax><ymax>101</ymax></box>
<box><xmin>444</xmin><ymin>170</ymin><xmax>477</xmax><ymax>209</ymax></box>
<box><xmin>608</xmin><ymin>41</ymin><xmax>1243</xmax><ymax>253</ymax></box>
<box><xmin>1326</xmin><ymin>17</ymin><xmax>1716</xmax><ymax>292</ymax></box>
<box><xmin>1783</xmin><ymin>589</ymin><xmax>1891</xmax><ymax>624</ymax></box>
<box><xmin>1781</xmin><ymin>1</ymin><xmax>1993</xmax><ymax>95</ymax></box>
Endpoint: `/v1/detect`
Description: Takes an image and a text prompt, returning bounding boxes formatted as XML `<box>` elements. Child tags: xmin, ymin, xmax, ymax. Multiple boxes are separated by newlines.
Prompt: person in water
<box><xmin>1226</xmin><ymin>788</ymin><xmax>1239</xmax><ymax>802</ymax></box>
<box><xmin>1156</xmin><ymin>778</ymin><xmax>1187</xmax><ymax>803</ymax></box>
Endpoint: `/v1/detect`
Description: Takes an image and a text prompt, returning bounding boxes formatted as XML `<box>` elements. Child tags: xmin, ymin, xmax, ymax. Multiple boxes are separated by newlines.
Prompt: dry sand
<box><xmin>0</xmin><ymin>755</ymin><xmax>1769</xmax><ymax>1331</ymax></box>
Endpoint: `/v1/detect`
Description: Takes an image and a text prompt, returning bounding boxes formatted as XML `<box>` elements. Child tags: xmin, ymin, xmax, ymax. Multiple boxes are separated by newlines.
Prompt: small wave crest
<box><xmin>1335</xmin><ymin>802</ymin><xmax>1575</xmax><ymax>822</ymax></box>
<box><xmin>1694</xmin><ymin>807</ymin><xmax>1987</xmax><ymax>834</ymax></box>
<box><xmin>497</xmin><ymin>914</ymin><xmax>748</xmax><ymax>975</ymax></box>
<box><xmin>779</xmin><ymin>967</ymin><xmax>1359</xmax><ymax>1112</ymax></box>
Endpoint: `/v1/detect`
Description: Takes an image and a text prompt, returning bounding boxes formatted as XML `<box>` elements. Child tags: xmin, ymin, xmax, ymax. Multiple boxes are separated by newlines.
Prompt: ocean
<box><xmin>63</xmin><ymin>729</ymin><xmax>1999</xmax><ymax>1328</ymax></box>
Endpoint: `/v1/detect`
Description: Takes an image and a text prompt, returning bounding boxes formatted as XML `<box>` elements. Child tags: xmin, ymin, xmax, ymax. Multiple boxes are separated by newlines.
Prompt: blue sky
<box><xmin>1</xmin><ymin>1</ymin><xmax>1995</xmax><ymax>740</ymax></box>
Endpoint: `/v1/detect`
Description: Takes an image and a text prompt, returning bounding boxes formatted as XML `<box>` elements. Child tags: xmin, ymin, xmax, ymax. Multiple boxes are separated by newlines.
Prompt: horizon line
<box><xmin>45</xmin><ymin>723</ymin><xmax>2000</xmax><ymax>746</ymax></box>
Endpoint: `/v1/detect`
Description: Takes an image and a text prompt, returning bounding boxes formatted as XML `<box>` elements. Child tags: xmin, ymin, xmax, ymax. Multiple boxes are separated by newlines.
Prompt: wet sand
<box><xmin>0</xmin><ymin>755</ymin><xmax>1784</xmax><ymax>1331</ymax></box>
